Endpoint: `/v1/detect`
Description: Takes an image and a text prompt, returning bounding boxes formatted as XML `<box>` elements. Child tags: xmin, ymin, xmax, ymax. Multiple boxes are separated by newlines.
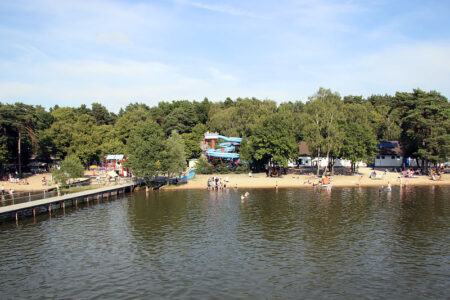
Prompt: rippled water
<box><xmin>0</xmin><ymin>186</ymin><xmax>448</xmax><ymax>299</ymax></box>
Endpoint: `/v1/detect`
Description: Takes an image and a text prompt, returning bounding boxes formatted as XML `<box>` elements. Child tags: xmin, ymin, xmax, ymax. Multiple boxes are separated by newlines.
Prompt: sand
<box><xmin>165</xmin><ymin>167</ymin><xmax>450</xmax><ymax>190</ymax></box>
<box><xmin>2</xmin><ymin>167</ymin><xmax>448</xmax><ymax>192</ymax></box>
<box><xmin>1</xmin><ymin>173</ymin><xmax>57</xmax><ymax>192</ymax></box>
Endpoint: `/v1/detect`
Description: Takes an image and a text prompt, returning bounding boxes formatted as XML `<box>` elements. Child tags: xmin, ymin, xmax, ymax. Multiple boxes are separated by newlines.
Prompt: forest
<box><xmin>0</xmin><ymin>88</ymin><xmax>449</xmax><ymax>179</ymax></box>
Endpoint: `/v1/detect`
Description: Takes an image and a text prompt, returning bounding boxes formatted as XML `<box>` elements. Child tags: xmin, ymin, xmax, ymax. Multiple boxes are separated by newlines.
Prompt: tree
<box><xmin>0</xmin><ymin>103</ymin><xmax>38</xmax><ymax>177</ymax></box>
<box><xmin>52</xmin><ymin>155</ymin><xmax>84</xmax><ymax>185</ymax></box>
<box><xmin>248</xmin><ymin>113</ymin><xmax>297</xmax><ymax>168</ymax></box>
<box><xmin>91</xmin><ymin>102</ymin><xmax>113</xmax><ymax>125</ymax></box>
<box><xmin>70</xmin><ymin>114</ymin><xmax>98</xmax><ymax>164</ymax></box>
<box><xmin>302</xmin><ymin>88</ymin><xmax>344</xmax><ymax>175</ymax></box>
<box><xmin>396</xmin><ymin>89</ymin><xmax>450</xmax><ymax>171</ymax></box>
<box><xmin>182</xmin><ymin>123</ymin><xmax>207</xmax><ymax>159</ymax></box>
<box><xmin>125</xmin><ymin>119</ymin><xmax>166</xmax><ymax>184</ymax></box>
<box><xmin>115</xmin><ymin>107</ymin><xmax>153</xmax><ymax>144</ymax></box>
<box><xmin>43</xmin><ymin>107</ymin><xmax>78</xmax><ymax>158</ymax></box>
<box><xmin>162</xmin><ymin>106</ymin><xmax>198</xmax><ymax>136</ymax></box>
<box><xmin>163</xmin><ymin>130</ymin><xmax>186</xmax><ymax>182</ymax></box>
<box><xmin>341</xmin><ymin>104</ymin><xmax>377</xmax><ymax>173</ymax></box>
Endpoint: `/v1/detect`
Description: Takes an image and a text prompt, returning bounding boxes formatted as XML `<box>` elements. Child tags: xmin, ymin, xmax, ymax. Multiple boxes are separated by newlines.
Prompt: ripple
<box><xmin>0</xmin><ymin>187</ymin><xmax>448</xmax><ymax>299</ymax></box>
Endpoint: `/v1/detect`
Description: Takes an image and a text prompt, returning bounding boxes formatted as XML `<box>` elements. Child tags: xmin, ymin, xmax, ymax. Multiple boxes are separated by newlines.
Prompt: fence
<box><xmin>0</xmin><ymin>177</ymin><xmax>135</xmax><ymax>207</ymax></box>
<box><xmin>0</xmin><ymin>190</ymin><xmax>58</xmax><ymax>206</ymax></box>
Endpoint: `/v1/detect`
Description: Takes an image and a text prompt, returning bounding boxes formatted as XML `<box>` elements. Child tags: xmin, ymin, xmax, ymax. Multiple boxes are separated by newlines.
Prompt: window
<box><xmin>376</xmin><ymin>156</ymin><xmax>380</xmax><ymax>159</ymax></box>
<box><xmin>381</xmin><ymin>156</ymin><xmax>385</xmax><ymax>159</ymax></box>
<box><xmin>396</xmin><ymin>156</ymin><xmax>400</xmax><ymax>159</ymax></box>
<box><xmin>391</xmin><ymin>156</ymin><xmax>395</xmax><ymax>159</ymax></box>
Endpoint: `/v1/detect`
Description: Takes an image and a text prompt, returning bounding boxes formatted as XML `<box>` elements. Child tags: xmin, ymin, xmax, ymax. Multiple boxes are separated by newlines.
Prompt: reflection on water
<box><xmin>0</xmin><ymin>186</ymin><xmax>448</xmax><ymax>299</ymax></box>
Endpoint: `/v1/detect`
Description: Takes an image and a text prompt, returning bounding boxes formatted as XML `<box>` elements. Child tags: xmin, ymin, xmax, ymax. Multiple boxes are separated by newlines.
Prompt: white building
<box><xmin>297</xmin><ymin>142</ymin><xmax>366</xmax><ymax>168</ymax></box>
<box><xmin>374</xmin><ymin>141</ymin><xmax>403</xmax><ymax>167</ymax></box>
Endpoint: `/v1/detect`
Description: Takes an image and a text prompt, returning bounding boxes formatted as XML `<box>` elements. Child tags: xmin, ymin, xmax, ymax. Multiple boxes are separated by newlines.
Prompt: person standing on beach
<box><xmin>1</xmin><ymin>185</ymin><xmax>4</xmax><ymax>195</ymax></box>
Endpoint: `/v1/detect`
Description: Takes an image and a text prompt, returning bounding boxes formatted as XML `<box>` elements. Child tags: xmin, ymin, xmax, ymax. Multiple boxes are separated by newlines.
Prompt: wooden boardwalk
<box><xmin>0</xmin><ymin>181</ymin><xmax>138</xmax><ymax>220</ymax></box>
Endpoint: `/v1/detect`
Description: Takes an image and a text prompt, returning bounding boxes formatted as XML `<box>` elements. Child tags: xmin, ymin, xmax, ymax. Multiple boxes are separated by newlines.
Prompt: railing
<box><xmin>0</xmin><ymin>190</ymin><xmax>58</xmax><ymax>206</ymax></box>
<box><xmin>0</xmin><ymin>177</ymin><xmax>138</xmax><ymax>207</ymax></box>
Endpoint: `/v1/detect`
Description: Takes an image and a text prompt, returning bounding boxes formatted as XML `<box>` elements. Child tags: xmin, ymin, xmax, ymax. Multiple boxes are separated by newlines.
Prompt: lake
<box><xmin>0</xmin><ymin>186</ymin><xmax>448</xmax><ymax>299</ymax></box>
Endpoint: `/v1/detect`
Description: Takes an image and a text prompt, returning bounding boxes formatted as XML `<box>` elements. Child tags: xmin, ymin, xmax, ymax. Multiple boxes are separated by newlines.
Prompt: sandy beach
<box><xmin>1</xmin><ymin>173</ymin><xmax>57</xmax><ymax>193</ymax></box>
<box><xmin>166</xmin><ymin>167</ymin><xmax>450</xmax><ymax>190</ymax></box>
<box><xmin>2</xmin><ymin>167</ymin><xmax>449</xmax><ymax>193</ymax></box>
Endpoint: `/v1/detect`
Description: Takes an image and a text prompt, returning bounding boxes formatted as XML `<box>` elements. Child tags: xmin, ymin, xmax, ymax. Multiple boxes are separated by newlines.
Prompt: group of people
<box><xmin>2</xmin><ymin>173</ymin><xmax>29</xmax><ymax>185</ymax></box>
<box><xmin>207</xmin><ymin>176</ymin><xmax>230</xmax><ymax>190</ymax></box>
<box><xmin>1</xmin><ymin>185</ymin><xmax>14</xmax><ymax>197</ymax></box>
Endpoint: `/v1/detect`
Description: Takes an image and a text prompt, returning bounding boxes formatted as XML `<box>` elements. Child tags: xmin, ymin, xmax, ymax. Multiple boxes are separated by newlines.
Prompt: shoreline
<box><xmin>164</xmin><ymin>168</ymin><xmax>450</xmax><ymax>190</ymax></box>
<box><xmin>3</xmin><ymin>168</ymin><xmax>449</xmax><ymax>192</ymax></box>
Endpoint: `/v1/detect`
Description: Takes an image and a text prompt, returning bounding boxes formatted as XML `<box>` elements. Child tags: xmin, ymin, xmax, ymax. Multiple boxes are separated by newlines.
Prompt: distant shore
<box><xmin>165</xmin><ymin>167</ymin><xmax>450</xmax><ymax>190</ymax></box>
<box><xmin>3</xmin><ymin>167</ymin><xmax>449</xmax><ymax>193</ymax></box>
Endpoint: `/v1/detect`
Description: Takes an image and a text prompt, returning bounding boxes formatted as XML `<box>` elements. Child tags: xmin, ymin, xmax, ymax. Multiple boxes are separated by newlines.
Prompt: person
<box><xmin>207</xmin><ymin>179</ymin><xmax>211</xmax><ymax>190</ymax></box>
<box><xmin>1</xmin><ymin>185</ymin><xmax>4</xmax><ymax>195</ymax></box>
<box><xmin>322</xmin><ymin>175</ymin><xmax>330</xmax><ymax>185</ymax></box>
<box><xmin>387</xmin><ymin>182</ymin><xmax>392</xmax><ymax>191</ymax></box>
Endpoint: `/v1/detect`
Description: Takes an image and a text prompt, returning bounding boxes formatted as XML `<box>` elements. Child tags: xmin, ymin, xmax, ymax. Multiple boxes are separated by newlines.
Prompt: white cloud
<box><xmin>209</xmin><ymin>67</ymin><xmax>237</xmax><ymax>81</ymax></box>
<box><xmin>174</xmin><ymin>0</ymin><xmax>259</xmax><ymax>17</ymax></box>
<box><xmin>310</xmin><ymin>42</ymin><xmax>450</xmax><ymax>97</ymax></box>
<box><xmin>95</xmin><ymin>32</ymin><xmax>132</xmax><ymax>46</ymax></box>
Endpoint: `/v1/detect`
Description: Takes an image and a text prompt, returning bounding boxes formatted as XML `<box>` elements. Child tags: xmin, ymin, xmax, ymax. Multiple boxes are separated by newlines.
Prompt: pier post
<box><xmin>33</xmin><ymin>208</ymin><xmax>36</xmax><ymax>219</ymax></box>
<box><xmin>15</xmin><ymin>212</ymin><xmax>18</xmax><ymax>222</ymax></box>
<box><xmin>29</xmin><ymin>192</ymin><xmax>31</xmax><ymax>201</ymax></box>
<box><xmin>48</xmin><ymin>205</ymin><xmax>51</xmax><ymax>216</ymax></box>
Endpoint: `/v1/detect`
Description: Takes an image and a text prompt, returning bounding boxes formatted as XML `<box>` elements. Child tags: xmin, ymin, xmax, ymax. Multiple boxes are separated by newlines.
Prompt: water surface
<box><xmin>0</xmin><ymin>186</ymin><xmax>448</xmax><ymax>299</ymax></box>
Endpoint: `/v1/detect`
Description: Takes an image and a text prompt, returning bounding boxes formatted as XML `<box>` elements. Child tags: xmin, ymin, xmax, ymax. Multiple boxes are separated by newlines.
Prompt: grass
<box><xmin>61</xmin><ymin>184</ymin><xmax>103</xmax><ymax>194</ymax></box>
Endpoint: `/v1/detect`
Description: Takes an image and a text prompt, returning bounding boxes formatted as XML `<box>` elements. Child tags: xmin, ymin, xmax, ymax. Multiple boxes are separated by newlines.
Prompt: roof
<box><xmin>376</xmin><ymin>141</ymin><xmax>404</xmax><ymax>156</ymax></box>
<box><xmin>299</xmin><ymin>141</ymin><xmax>312</xmax><ymax>156</ymax></box>
<box><xmin>106</xmin><ymin>154</ymin><xmax>125</xmax><ymax>160</ymax></box>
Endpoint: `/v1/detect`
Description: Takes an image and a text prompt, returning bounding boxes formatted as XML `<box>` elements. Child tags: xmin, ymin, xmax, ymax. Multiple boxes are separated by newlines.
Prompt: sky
<box><xmin>0</xmin><ymin>0</ymin><xmax>449</xmax><ymax>112</ymax></box>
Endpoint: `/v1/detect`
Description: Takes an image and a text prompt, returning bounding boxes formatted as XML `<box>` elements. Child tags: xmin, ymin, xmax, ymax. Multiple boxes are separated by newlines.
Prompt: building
<box><xmin>374</xmin><ymin>141</ymin><xmax>403</xmax><ymax>167</ymax></box>
<box><xmin>297</xmin><ymin>142</ymin><xmax>367</xmax><ymax>168</ymax></box>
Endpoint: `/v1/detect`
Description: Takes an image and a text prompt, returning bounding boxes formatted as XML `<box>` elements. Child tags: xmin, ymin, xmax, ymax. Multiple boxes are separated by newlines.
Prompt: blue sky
<box><xmin>1</xmin><ymin>0</ymin><xmax>449</xmax><ymax>112</ymax></box>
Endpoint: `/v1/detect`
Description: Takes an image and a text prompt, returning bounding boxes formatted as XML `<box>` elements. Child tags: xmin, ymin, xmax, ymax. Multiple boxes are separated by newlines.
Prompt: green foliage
<box><xmin>248</xmin><ymin>113</ymin><xmax>297</xmax><ymax>167</ymax></box>
<box><xmin>69</xmin><ymin>114</ymin><xmax>98</xmax><ymax>164</ymax></box>
<box><xmin>182</xmin><ymin>123</ymin><xmax>207</xmax><ymax>159</ymax></box>
<box><xmin>52</xmin><ymin>155</ymin><xmax>84</xmax><ymax>185</ymax></box>
<box><xmin>341</xmin><ymin>104</ymin><xmax>377</xmax><ymax>172</ymax></box>
<box><xmin>302</xmin><ymin>88</ymin><xmax>344</xmax><ymax>173</ymax></box>
<box><xmin>115</xmin><ymin>107</ymin><xmax>153</xmax><ymax>144</ymax></box>
<box><xmin>207</xmin><ymin>98</ymin><xmax>277</xmax><ymax>138</ymax></box>
<box><xmin>125</xmin><ymin>119</ymin><xmax>165</xmax><ymax>182</ymax></box>
<box><xmin>162</xmin><ymin>106</ymin><xmax>198</xmax><ymax>136</ymax></box>
<box><xmin>163</xmin><ymin>130</ymin><xmax>186</xmax><ymax>178</ymax></box>
<box><xmin>1</xmin><ymin>87</ymin><xmax>448</xmax><ymax>178</ymax></box>
<box><xmin>51</xmin><ymin>168</ymin><xmax>68</xmax><ymax>185</ymax></box>
<box><xmin>194</xmin><ymin>157</ymin><xmax>214</xmax><ymax>174</ymax></box>
<box><xmin>91</xmin><ymin>102</ymin><xmax>115</xmax><ymax>125</ymax></box>
<box><xmin>396</xmin><ymin>89</ymin><xmax>450</xmax><ymax>165</ymax></box>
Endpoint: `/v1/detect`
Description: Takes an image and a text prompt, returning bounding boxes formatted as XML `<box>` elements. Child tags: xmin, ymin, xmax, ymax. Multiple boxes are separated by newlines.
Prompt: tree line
<box><xmin>0</xmin><ymin>88</ymin><xmax>449</xmax><ymax>179</ymax></box>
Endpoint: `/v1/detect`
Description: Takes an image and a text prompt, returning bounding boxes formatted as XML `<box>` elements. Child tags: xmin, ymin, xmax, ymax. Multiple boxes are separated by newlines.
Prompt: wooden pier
<box><xmin>0</xmin><ymin>181</ymin><xmax>140</xmax><ymax>222</ymax></box>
